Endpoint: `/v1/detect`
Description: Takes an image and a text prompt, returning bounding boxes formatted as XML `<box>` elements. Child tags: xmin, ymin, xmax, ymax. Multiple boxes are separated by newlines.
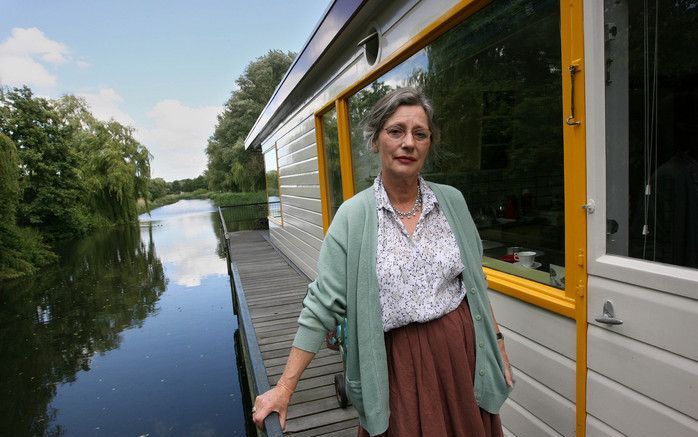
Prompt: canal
<box><xmin>0</xmin><ymin>199</ymin><xmax>257</xmax><ymax>436</ymax></box>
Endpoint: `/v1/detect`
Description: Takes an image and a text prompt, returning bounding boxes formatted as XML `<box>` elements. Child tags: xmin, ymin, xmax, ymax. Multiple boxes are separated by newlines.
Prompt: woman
<box><xmin>252</xmin><ymin>87</ymin><xmax>513</xmax><ymax>436</ymax></box>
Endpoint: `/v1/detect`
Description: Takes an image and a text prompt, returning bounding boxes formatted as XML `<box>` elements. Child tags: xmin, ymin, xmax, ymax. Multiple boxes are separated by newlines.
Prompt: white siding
<box><xmin>489</xmin><ymin>292</ymin><xmax>577</xmax><ymax>437</ymax></box>
<box><xmin>586</xmin><ymin>276</ymin><xmax>698</xmax><ymax>436</ymax></box>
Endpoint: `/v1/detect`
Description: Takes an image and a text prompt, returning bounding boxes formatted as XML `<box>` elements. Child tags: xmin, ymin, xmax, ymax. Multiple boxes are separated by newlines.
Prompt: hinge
<box><xmin>577</xmin><ymin>248</ymin><xmax>584</xmax><ymax>267</ymax></box>
<box><xmin>576</xmin><ymin>280</ymin><xmax>585</xmax><ymax>298</ymax></box>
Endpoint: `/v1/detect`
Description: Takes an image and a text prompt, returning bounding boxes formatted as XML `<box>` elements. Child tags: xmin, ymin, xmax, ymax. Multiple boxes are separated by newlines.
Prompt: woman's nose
<box><xmin>401</xmin><ymin>131</ymin><xmax>416</xmax><ymax>148</ymax></box>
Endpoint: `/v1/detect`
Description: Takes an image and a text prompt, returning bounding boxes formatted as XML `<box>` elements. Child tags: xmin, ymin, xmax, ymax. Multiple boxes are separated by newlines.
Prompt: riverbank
<box><xmin>138</xmin><ymin>191</ymin><xmax>266</xmax><ymax>215</ymax></box>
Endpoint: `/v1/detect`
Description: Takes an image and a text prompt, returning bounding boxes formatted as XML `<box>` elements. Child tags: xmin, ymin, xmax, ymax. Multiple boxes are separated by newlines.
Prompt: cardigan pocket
<box><xmin>345</xmin><ymin>378</ymin><xmax>365</xmax><ymax>415</ymax></box>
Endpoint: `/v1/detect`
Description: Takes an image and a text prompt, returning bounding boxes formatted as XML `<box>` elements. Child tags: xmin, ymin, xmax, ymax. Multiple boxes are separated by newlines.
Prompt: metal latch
<box><xmin>594</xmin><ymin>300</ymin><xmax>623</xmax><ymax>325</ymax></box>
<box><xmin>582</xmin><ymin>199</ymin><xmax>596</xmax><ymax>214</ymax></box>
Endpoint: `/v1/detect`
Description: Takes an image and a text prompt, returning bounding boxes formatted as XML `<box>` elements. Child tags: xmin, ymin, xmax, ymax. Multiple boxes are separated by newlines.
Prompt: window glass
<box><xmin>605</xmin><ymin>1</ymin><xmax>698</xmax><ymax>269</ymax></box>
<box><xmin>263</xmin><ymin>145</ymin><xmax>281</xmax><ymax>220</ymax></box>
<box><xmin>349</xmin><ymin>0</ymin><xmax>565</xmax><ymax>288</ymax></box>
<box><xmin>321</xmin><ymin>108</ymin><xmax>343</xmax><ymax>219</ymax></box>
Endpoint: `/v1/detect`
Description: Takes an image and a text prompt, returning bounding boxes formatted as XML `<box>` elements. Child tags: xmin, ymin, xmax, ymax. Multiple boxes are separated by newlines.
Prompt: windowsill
<box><xmin>483</xmin><ymin>266</ymin><xmax>575</xmax><ymax>318</ymax></box>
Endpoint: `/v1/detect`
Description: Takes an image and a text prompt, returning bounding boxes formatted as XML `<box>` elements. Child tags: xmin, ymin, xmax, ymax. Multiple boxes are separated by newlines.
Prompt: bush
<box><xmin>207</xmin><ymin>191</ymin><xmax>266</xmax><ymax>207</ymax></box>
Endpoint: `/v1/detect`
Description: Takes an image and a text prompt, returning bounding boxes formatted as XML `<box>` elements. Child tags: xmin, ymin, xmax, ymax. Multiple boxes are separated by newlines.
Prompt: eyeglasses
<box><xmin>383</xmin><ymin>126</ymin><xmax>431</xmax><ymax>143</ymax></box>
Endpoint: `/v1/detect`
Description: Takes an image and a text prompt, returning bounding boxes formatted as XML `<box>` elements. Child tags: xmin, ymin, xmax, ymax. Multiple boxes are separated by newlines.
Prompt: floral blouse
<box><xmin>375</xmin><ymin>175</ymin><xmax>466</xmax><ymax>332</ymax></box>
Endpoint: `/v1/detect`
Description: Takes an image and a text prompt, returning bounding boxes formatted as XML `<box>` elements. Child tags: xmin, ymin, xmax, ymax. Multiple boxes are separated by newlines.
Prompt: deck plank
<box><xmin>227</xmin><ymin>230</ymin><xmax>358</xmax><ymax>436</ymax></box>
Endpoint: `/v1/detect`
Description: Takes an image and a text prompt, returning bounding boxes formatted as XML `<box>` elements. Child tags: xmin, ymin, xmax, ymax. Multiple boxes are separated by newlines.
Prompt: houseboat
<box><xmin>245</xmin><ymin>1</ymin><xmax>698</xmax><ymax>435</ymax></box>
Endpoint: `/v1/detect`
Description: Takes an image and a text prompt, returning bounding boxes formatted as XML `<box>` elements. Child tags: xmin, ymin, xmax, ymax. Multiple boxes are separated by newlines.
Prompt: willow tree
<box><xmin>58</xmin><ymin>95</ymin><xmax>152</xmax><ymax>224</ymax></box>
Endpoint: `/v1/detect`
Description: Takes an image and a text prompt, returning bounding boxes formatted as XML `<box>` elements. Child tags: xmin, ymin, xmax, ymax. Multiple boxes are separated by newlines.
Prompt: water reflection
<box><xmin>1</xmin><ymin>199</ymin><xmax>249</xmax><ymax>436</ymax></box>
<box><xmin>0</xmin><ymin>225</ymin><xmax>166</xmax><ymax>436</ymax></box>
<box><xmin>141</xmin><ymin>201</ymin><xmax>227</xmax><ymax>287</ymax></box>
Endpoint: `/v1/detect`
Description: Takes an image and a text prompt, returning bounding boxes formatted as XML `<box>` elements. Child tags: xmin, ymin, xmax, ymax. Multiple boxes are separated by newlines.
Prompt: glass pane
<box><xmin>264</xmin><ymin>146</ymin><xmax>281</xmax><ymax>219</ymax></box>
<box><xmin>349</xmin><ymin>0</ymin><xmax>565</xmax><ymax>288</ymax></box>
<box><xmin>322</xmin><ymin>108</ymin><xmax>343</xmax><ymax>219</ymax></box>
<box><xmin>605</xmin><ymin>1</ymin><xmax>698</xmax><ymax>269</ymax></box>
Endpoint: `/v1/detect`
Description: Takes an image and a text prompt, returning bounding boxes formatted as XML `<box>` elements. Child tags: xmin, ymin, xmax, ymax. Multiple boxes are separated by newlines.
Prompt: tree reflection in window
<box><xmin>349</xmin><ymin>0</ymin><xmax>566</xmax><ymax>288</ymax></box>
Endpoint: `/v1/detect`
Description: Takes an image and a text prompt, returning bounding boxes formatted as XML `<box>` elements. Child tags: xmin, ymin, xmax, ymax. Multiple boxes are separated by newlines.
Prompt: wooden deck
<box><xmin>228</xmin><ymin>230</ymin><xmax>359</xmax><ymax>437</ymax></box>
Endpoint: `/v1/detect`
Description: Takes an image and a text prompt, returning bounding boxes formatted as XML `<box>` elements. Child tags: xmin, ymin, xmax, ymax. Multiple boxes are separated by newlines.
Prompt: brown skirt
<box><xmin>357</xmin><ymin>298</ymin><xmax>503</xmax><ymax>437</ymax></box>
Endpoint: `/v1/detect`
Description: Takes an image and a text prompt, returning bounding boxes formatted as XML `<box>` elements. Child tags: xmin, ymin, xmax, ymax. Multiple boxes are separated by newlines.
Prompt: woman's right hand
<box><xmin>252</xmin><ymin>382</ymin><xmax>293</xmax><ymax>430</ymax></box>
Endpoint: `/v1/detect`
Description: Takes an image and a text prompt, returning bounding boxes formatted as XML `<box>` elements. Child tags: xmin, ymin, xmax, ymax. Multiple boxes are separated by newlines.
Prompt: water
<box><xmin>0</xmin><ymin>199</ymin><xmax>255</xmax><ymax>436</ymax></box>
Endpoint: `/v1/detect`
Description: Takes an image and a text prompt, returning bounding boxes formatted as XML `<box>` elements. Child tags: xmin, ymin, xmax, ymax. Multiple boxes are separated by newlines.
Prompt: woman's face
<box><xmin>374</xmin><ymin>105</ymin><xmax>431</xmax><ymax>182</ymax></box>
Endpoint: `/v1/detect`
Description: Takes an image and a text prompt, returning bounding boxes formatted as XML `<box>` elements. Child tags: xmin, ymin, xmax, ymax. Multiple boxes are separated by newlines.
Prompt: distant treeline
<box><xmin>0</xmin><ymin>86</ymin><xmax>151</xmax><ymax>280</ymax></box>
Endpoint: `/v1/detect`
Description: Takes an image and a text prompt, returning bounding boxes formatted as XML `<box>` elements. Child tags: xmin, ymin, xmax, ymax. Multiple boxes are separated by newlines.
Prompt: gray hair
<box><xmin>362</xmin><ymin>87</ymin><xmax>440</xmax><ymax>152</ymax></box>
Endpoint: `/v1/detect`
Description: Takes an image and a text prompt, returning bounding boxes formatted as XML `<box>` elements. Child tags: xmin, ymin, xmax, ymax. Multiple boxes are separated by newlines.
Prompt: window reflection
<box><xmin>321</xmin><ymin>108</ymin><xmax>343</xmax><ymax>219</ymax></box>
<box><xmin>263</xmin><ymin>145</ymin><xmax>281</xmax><ymax>220</ymax></box>
<box><xmin>605</xmin><ymin>0</ymin><xmax>698</xmax><ymax>269</ymax></box>
<box><xmin>349</xmin><ymin>0</ymin><xmax>565</xmax><ymax>288</ymax></box>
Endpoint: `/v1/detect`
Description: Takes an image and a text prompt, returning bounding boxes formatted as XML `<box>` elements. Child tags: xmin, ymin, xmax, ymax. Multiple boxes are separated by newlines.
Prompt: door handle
<box><xmin>566</xmin><ymin>65</ymin><xmax>582</xmax><ymax>126</ymax></box>
<box><xmin>595</xmin><ymin>300</ymin><xmax>623</xmax><ymax>325</ymax></box>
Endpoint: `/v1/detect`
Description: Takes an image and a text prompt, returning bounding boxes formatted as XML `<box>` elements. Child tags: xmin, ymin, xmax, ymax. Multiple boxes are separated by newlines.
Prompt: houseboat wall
<box><xmin>257</xmin><ymin>2</ymin><xmax>579</xmax><ymax>436</ymax></box>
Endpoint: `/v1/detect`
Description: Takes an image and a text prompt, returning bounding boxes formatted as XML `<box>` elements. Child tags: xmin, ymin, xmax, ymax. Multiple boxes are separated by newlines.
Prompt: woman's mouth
<box><xmin>395</xmin><ymin>156</ymin><xmax>416</xmax><ymax>164</ymax></box>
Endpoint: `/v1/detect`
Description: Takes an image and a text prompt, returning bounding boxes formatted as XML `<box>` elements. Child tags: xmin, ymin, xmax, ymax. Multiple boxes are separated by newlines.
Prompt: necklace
<box><xmin>391</xmin><ymin>183</ymin><xmax>422</xmax><ymax>218</ymax></box>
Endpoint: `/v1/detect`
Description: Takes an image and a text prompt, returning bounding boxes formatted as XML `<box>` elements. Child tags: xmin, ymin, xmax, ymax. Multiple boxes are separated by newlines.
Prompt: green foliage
<box><xmin>148</xmin><ymin>177</ymin><xmax>169</xmax><ymax>200</ymax></box>
<box><xmin>0</xmin><ymin>133</ymin><xmax>55</xmax><ymax>279</ymax></box>
<box><xmin>206</xmin><ymin>50</ymin><xmax>295</xmax><ymax>192</ymax></box>
<box><xmin>0</xmin><ymin>87</ymin><xmax>153</xmax><ymax>280</ymax></box>
<box><xmin>207</xmin><ymin>191</ymin><xmax>266</xmax><ymax>207</ymax></box>
<box><xmin>0</xmin><ymin>87</ymin><xmax>92</xmax><ymax>240</ymax></box>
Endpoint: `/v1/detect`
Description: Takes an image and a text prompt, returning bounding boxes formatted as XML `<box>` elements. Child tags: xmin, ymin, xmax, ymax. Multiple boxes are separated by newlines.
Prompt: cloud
<box><xmin>77</xmin><ymin>60</ymin><xmax>91</xmax><ymax>69</ymax></box>
<box><xmin>77</xmin><ymin>89</ymin><xmax>220</xmax><ymax>181</ymax></box>
<box><xmin>78</xmin><ymin>88</ymin><xmax>136</xmax><ymax>126</ymax></box>
<box><xmin>0</xmin><ymin>27</ymin><xmax>85</xmax><ymax>88</ymax></box>
<box><xmin>0</xmin><ymin>55</ymin><xmax>56</xmax><ymax>87</ymax></box>
<box><xmin>137</xmin><ymin>100</ymin><xmax>222</xmax><ymax>181</ymax></box>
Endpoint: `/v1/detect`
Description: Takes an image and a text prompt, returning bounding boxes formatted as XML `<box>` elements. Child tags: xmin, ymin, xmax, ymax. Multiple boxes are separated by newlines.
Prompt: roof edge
<box><xmin>244</xmin><ymin>0</ymin><xmax>366</xmax><ymax>149</ymax></box>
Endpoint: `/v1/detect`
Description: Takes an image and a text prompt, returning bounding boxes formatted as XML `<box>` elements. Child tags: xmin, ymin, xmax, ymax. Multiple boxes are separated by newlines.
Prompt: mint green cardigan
<box><xmin>292</xmin><ymin>182</ymin><xmax>510</xmax><ymax>436</ymax></box>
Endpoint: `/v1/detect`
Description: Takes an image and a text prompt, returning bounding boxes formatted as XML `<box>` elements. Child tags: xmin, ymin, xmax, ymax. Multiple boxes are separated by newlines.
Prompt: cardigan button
<box><xmin>471</xmin><ymin>287</ymin><xmax>476</xmax><ymax>293</ymax></box>
<box><xmin>479</xmin><ymin>369</ymin><xmax>485</xmax><ymax>376</ymax></box>
<box><xmin>475</xmin><ymin>314</ymin><xmax>482</xmax><ymax>321</ymax></box>
<box><xmin>478</xmin><ymin>342</ymin><xmax>484</xmax><ymax>348</ymax></box>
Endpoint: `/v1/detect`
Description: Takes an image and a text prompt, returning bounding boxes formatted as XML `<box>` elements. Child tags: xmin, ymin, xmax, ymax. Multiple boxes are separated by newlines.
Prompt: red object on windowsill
<box><xmin>500</xmin><ymin>254</ymin><xmax>517</xmax><ymax>263</ymax></box>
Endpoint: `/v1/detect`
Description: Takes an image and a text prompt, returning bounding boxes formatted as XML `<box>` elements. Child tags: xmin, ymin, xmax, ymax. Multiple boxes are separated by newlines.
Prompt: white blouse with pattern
<box><xmin>375</xmin><ymin>175</ymin><xmax>466</xmax><ymax>332</ymax></box>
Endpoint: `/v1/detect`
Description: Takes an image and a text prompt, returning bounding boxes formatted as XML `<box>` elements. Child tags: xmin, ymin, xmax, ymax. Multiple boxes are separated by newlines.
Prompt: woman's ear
<box><xmin>371</xmin><ymin>139</ymin><xmax>379</xmax><ymax>153</ymax></box>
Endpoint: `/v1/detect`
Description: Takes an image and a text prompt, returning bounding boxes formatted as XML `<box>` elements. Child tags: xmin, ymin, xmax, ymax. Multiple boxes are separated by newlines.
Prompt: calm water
<box><xmin>0</xmin><ymin>199</ymin><xmax>255</xmax><ymax>436</ymax></box>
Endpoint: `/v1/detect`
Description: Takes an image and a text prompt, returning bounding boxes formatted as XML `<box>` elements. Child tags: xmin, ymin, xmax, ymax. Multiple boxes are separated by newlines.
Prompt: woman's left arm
<box><xmin>489</xmin><ymin>304</ymin><xmax>514</xmax><ymax>388</ymax></box>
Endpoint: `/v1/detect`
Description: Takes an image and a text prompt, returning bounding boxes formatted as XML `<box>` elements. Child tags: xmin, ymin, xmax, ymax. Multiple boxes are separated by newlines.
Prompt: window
<box><xmin>605</xmin><ymin>0</ymin><xmax>698</xmax><ymax>269</ymax></box>
<box><xmin>320</xmin><ymin>107</ymin><xmax>344</xmax><ymax>220</ymax></box>
<box><xmin>348</xmin><ymin>0</ymin><xmax>566</xmax><ymax>288</ymax></box>
<box><xmin>263</xmin><ymin>144</ymin><xmax>282</xmax><ymax>222</ymax></box>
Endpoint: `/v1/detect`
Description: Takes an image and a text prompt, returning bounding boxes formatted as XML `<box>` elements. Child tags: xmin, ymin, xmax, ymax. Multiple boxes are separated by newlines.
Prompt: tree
<box><xmin>0</xmin><ymin>87</ymin><xmax>91</xmax><ymax>241</ymax></box>
<box><xmin>0</xmin><ymin>133</ymin><xmax>55</xmax><ymax>279</ymax></box>
<box><xmin>0</xmin><ymin>87</ymin><xmax>153</xmax><ymax>279</ymax></box>
<box><xmin>58</xmin><ymin>95</ymin><xmax>151</xmax><ymax>224</ymax></box>
<box><xmin>206</xmin><ymin>50</ymin><xmax>295</xmax><ymax>192</ymax></box>
<box><xmin>148</xmin><ymin>177</ymin><xmax>168</xmax><ymax>200</ymax></box>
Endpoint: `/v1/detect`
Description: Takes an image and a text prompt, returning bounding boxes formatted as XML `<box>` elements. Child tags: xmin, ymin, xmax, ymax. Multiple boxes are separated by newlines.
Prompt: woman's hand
<box><xmin>252</xmin><ymin>347</ymin><xmax>315</xmax><ymax>430</ymax></box>
<box><xmin>252</xmin><ymin>382</ymin><xmax>293</xmax><ymax>430</ymax></box>
<box><xmin>497</xmin><ymin>339</ymin><xmax>514</xmax><ymax>388</ymax></box>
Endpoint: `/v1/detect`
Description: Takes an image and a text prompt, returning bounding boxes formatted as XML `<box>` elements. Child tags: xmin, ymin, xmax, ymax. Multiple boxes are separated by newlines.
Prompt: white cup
<box><xmin>514</xmin><ymin>251</ymin><xmax>537</xmax><ymax>267</ymax></box>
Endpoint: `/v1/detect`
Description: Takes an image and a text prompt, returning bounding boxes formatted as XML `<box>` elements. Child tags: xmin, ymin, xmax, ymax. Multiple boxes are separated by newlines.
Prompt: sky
<box><xmin>0</xmin><ymin>0</ymin><xmax>331</xmax><ymax>181</ymax></box>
